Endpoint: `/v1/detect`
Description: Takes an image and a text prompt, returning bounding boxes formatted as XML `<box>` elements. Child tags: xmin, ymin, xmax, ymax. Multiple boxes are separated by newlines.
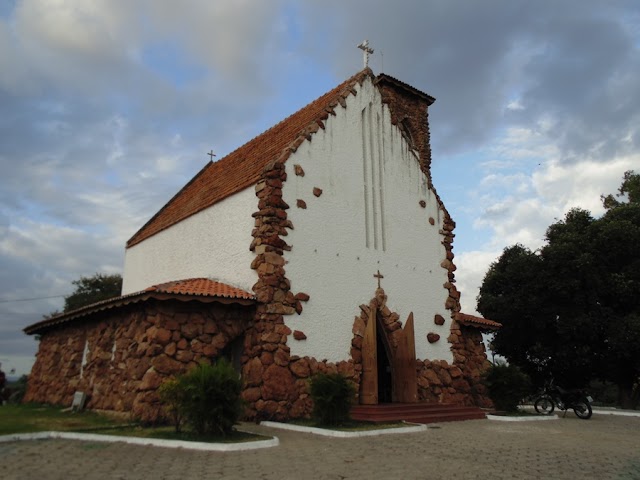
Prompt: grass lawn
<box><xmin>288</xmin><ymin>418</ymin><xmax>407</xmax><ymax>431</ymax></box>
<box><xmin>0</xmin><ymin>404</ymin><xmax>267</xmax><ymax>443</ymax></box>
<box><xmin>0</xmin><ymin>404</ymin><xmax>129</xmax><ymax>435</ymax></box>
<box><xmin>491</xmin><ymin>410</ymin><xmax>546</xmax><ymax>417</ymax></box>
<box><xmin>91</xmin><ymin>425</ymin><xmax>264</xmax><ymax>443</ymax></box>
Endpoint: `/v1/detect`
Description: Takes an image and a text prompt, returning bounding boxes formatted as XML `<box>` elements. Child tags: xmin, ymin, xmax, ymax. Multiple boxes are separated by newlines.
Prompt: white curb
<box><xmin>592</xmin><ymin>408</ymin><xmax>640</xmax><ymax>417</ymax></box>
<box><xmin>260</xmin><ymin>421</ymin><xmax>428</xmax><ymax>437</ymax></box>
<box><xmin>487</xmin><ymin>414</ymin><xmax>559</xmax><ymax>422</ymax></box>
<box><xmin>0</xmin><ymin>430</ymin><xmax>279</xmax><ymax>451</ymax></box>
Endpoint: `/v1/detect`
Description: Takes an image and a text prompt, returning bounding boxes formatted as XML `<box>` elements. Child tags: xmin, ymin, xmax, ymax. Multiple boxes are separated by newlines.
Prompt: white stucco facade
<box><xmin>121</xmin><ymin>186</ymin><xmax>257</xmax><ymax>294</ymax></box>
<box><xmin>282</xmin><ymin>78</ymin><xmax>453</xmax><ymax>363</ymax></box>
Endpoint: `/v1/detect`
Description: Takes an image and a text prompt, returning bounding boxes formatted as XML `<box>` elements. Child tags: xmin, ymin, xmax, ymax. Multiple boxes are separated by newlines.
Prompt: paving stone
<box><xmin>3</xmin><ymin>415</ymin><xmax>640</xmax><ymax>479</ymax></box>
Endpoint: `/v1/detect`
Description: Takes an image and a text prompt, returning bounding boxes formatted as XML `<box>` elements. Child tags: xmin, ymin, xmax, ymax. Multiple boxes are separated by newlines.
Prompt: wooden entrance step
<box><xmin>351</xmin><ymin>402</ymin><xmax>487</xmax><ymax>424</ymax></box>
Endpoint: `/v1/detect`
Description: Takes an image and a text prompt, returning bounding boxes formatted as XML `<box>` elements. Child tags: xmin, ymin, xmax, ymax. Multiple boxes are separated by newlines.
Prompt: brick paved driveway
<box><xmin>3</xmin><ymin>414</ymin><xmax>639</xmax><ymax>479</ymax></box>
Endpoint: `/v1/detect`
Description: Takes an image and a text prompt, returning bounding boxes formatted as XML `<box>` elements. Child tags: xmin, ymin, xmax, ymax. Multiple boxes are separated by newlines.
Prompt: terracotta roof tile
<box><xmin>24</xmin><ymin>278</ymin><xmax>254</xmax><ymax>335</ymax></box>
<box><xmin>127</xmin><ymin>68</ymin><xmax>375</xmax><ymax>247</ymax></box>
<box><xmin>454</xmin><ymin>312</ymin><xmax>502</xmax><ymax>330</ymax></box>
<box><xmin>148</xmin><ymin>278</ymin><xmax>254</xmax><ymax>299</ymax></box>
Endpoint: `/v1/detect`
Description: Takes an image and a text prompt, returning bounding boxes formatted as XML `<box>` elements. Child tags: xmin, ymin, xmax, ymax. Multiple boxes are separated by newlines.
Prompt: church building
<box><xmin>24</xmin><ymin>68</ymin><xmax>500</xmax><ymax>422</ymax></box>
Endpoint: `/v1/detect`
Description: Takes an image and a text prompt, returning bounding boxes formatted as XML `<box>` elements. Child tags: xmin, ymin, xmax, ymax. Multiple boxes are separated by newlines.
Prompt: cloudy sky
<box><xmin>1</xmin><ymin>0</ymin><xmax>638</xmax><ymax>376</ymax></box>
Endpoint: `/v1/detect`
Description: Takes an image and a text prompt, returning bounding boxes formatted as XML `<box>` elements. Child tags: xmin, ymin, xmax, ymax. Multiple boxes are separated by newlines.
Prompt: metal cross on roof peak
<box><xmin>207</xmin><ymin>150</ymin><xmax>216</xmax><ymax>161</ymax></box>
<box><xmin>374</xmin><ymin>270</ymin><xmax>384</xmax><ymax>289</ymax></box>
<box><xmin>357</xmin><ymin>40</ymin><xmax>374</xmax><ymax>68</ymax></box>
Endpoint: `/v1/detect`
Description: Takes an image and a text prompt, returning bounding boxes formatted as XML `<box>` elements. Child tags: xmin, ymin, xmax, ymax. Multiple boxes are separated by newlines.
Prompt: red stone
<box><xmin>294</xmin><ymin>292</ymin><xmax>310</xmax><ymax>302</ymax></box>
<box><xmin>202</xmin><ymin>344</ymin><xmax>217</xmax><ymax>357</ymax></box>
<box><xmin>424</xmin><ymin>369</ymin><xmax>441</xmax><ymax>385</ymax></box>
<box><xmin>155</xmin><ymin>328</ymin><xmax>172</xmax><ymax>345</ymax></box>
<box><xmin>164</xmin><ymin>342</ymin><xmax>176</xmax><ymax>356</ymax></box>
<box><xmin>261</xmin><ymin>364</ymin><xmax>295</xmax><ymax>401</ymax></box>
<box><xmin>176</xmin><ymin>350</ymin><xmax>194</xmax><ymax>363</ymax></box>
<box><xmin>313</xmin><ymin>187</ymin><xmax>323</xmax><ymax>197</ymax></box>
<box><xmin>434</xmin><ymin>314</ymin><xmax>445</xmax><ymax>326</ymax></box>
<box><xmin>260</xmin><ymin>351</ymin><xmax>274</xmax><ymax>365</ymax></box>
<box><xmin>352</xmin><ymin>316</ymin><xmax>365</xmax><ymax>336</ymax></box>
<box><xmin>181</xmin><ymin>323</ymin><xmax>201</xmax><ymax>340</ymax></box>
<box><xmin>139</xmin><ymin>369</ymin><xmax>163</xmax><ymax>391</ymax></box>
<box><xmin>273</xmin><ymin>348</ymin><xmax>289</xmax><ymax>366</ymax></box>
<box><xmin>151</xmin><ymin>355</ymin><xmax>184</xmax><ymax>375</ymax></box>
<box><xmin>350</xmin><ymin>347</ymin><xmax>362</xmax><ymax>363</ymax></box>
<box><xmin>296</xmin><ymin>199</ymin><xmax>307</xmax><ymax>209</ymax></box>
<box><xmin>427</xmin><ymin>333</ymin><xmax>440</xmax><ymax>343</ymax></box>
<box><xmin>243</xmin><ymin>357</ymin><xmax>264</xmax><ymax>387</ymax></box>
<box><xmin>242</xmin><ymin>387</ymin><xmax>262</xmax><ymax>403</ymax></box>
<box><xmin>275</xmin><ymin>324</ymin><xmax>292</xmax><ymax>336</ymax></box>
<box><xmin>293</xmin><ymin>330</ymin><xmax>307</xmax><ymax>341</ymax></box>
<box><xmin>290</xmin><ymin>359</ymin><xmax>310</xmax><ymax>378</ymax></box>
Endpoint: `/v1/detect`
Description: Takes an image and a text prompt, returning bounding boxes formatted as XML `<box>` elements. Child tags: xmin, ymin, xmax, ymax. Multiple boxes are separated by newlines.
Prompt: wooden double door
<box><xmin>360</xmin><ymin>308</ymin><xmax>418</xmax><ymax>404</ymax></box>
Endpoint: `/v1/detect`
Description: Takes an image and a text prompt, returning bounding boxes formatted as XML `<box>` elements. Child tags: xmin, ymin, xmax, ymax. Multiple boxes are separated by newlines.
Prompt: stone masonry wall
<box><xmin>25</xmin><ymin>300</ymin><xmax>253</xmax><ymax>422</ymax></box>
<box><xmin>417</xmin><ymin>323</ymin><xmax>493</xmax><ymax>408</ymax></box>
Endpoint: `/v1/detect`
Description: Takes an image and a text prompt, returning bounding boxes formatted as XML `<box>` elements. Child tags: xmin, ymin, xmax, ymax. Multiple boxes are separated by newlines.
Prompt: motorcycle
<box><xmin>533</xmin><ymin>380</ymin><xmax>594</xmax><ymax>419</ymax></box>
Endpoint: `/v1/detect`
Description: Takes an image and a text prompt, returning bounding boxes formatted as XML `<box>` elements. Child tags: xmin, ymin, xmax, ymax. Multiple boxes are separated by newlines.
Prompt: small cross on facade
<box><xmin>207</xmin><ymin>150</ymin><xmax>216</xmax><ymax>161</ymax></box>
<box><xmin>374</xmin><ymin>270</ymin><xmax>384</xmax><ymax>289</ymax></box>
<box><xmin>357</xmin><ymin>40</ymin><xmax>374</xmax><ymax>68</ymax></box>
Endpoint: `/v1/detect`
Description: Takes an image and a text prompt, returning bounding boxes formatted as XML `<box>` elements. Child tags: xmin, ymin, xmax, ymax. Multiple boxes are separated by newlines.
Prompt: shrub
<box><xmin>483</xmin><ymin>362</ymin><xmax>531</xmax><ymax>412</ymax></box>
<box><xmin>309</xmin><ymin>373</ymin><xmax>355</xmax><ymax>426</ymax></box>
<box><xmin>157</xmin><ymin>378</ymin><xmax>185</xmax><ymax>433</ymax></box>
<box><xmin>158</xmin><ymin>359</ymin><xmax>243</xmax><ymax>436</ymax></box>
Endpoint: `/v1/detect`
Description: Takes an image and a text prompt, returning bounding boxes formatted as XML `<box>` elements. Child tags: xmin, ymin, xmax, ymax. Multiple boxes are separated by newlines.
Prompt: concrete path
<box><xmin>3</xmin><ymin>414</ymin><xmax>639</xmax><ymax>479</ymax></box>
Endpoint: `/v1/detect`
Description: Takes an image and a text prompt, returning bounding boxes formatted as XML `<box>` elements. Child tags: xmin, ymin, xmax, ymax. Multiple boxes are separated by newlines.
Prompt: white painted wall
<box><xmin>122</xmin><ymin>186</ymin><xmax>257</xmax><ymax>294</ymax></box>
<box><xmin>283</xmin><ymin>78</ymin><xmax>453</xmax><ymax>363</ymax></box>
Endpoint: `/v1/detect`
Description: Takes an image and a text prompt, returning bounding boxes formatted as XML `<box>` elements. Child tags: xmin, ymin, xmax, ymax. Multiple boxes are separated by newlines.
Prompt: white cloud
<box><xmin>454</xmin><ymin>249</ymin><xmax>502</xmax><ymax>315</ymax></box>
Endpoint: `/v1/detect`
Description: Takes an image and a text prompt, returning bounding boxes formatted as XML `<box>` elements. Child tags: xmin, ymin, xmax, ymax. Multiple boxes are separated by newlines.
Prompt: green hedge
<box><xmin>159</xmin><ymin>359</ymin><xmax>243</xmax><ymax>436</ymax></box>
<box><xmin>309</xmin><ymin>373</ymin><xmax>355</xmax><ymax>426</ymax></box>
<box><xmin>483</xmin><ymin>362</ymin><xmax>531</xmax><ymax>412</ymax></box>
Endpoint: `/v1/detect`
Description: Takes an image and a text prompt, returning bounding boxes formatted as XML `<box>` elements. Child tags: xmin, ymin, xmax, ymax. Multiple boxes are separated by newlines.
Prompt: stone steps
<box><xmin>351</xmin><ymin>402</ymin><xmax>487</xmax><ymax>424</ymax></box>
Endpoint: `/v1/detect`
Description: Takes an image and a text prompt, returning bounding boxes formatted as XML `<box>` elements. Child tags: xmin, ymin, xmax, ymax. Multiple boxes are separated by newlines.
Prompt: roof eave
<box><xmin>24</xmin><ymin>290</ymin><xmax>255</xmax><ymax>336</ymax></box>
<box><xmin>375</xmin><ymin>73</ymin><xmax>436</xmax><ymax>105</ymax></box>
<box><xmin>454</xmin><ymin>312</ymin><xmax>502</xmax><ymax>332</ymax></box>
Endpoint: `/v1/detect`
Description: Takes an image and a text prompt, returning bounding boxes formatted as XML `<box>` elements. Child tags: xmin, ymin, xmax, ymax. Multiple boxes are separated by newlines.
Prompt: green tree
<box><xmin>63</xmin><ymin>273</ymin><xmax>122</xmax><ymax>312</ymax></box>
<box><xmin>477</xmin><ymin>171</ymin><xmax>640</xmax><ymax>409</ymax></box>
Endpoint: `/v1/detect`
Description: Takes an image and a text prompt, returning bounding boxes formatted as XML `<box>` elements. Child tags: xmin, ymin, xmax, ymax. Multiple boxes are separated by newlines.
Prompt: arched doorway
<box><xmin>376</xmin><ymin>323</ymin><xmax>393</xmax><ymax>403</ymax></box>
<box><xmin>358</xmin><ymin>289</ymin><xmax>417</xmax><ymax>405</ymax></box>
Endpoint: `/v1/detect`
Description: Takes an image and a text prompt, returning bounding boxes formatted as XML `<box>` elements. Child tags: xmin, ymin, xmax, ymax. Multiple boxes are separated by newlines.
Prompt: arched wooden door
<box><xmin>360</xmin><ymin>306</ymin><xmax>417</xmax><ymax>404</ymax></box>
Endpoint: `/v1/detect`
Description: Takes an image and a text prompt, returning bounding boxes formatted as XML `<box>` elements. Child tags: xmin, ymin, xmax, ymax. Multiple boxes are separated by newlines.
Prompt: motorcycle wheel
<box><xmin>534</xmin><ymin>395</ymin><xmax>555</xmax><ymax>415</ymax></box>
<box><xmin>573</xmin><ymin>399</ymin><xmax>592</xmax><ymax>420</ymax></box>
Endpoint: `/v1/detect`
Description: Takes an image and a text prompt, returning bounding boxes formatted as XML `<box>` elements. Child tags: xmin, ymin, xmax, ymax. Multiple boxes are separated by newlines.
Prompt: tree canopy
<box><xmin>477</xmin><ymin>171</ymin><xmax>640</xmax><ymax>408</ymax></box>
<box><xmin>63</xmin><ymin>273</ymin><xmax>123</xmax><ymax>312</ymax></box>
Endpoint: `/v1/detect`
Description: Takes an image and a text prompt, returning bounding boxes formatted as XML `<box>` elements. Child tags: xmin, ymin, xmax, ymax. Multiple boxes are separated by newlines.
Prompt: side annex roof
<box><xmin>24</xmin><ymin>278</ymin><xmax>255</xmax><ymax>335</ymax></box>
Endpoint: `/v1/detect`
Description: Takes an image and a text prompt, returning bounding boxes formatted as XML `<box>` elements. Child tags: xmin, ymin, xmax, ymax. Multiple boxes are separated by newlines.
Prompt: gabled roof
<box><xmin>24</xmin><ymin>278</ymin><xmax>255</xmax><ymax>335</ymax></box>
<box><xmin>127</xmin><ymin>68</ymin><xmax>375</xmax><ymax>248</ymax></box>
<box><xmin>454</xmin><ymin>312</ymin><xmax>502</xmax><ymax>331</ymax></box>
